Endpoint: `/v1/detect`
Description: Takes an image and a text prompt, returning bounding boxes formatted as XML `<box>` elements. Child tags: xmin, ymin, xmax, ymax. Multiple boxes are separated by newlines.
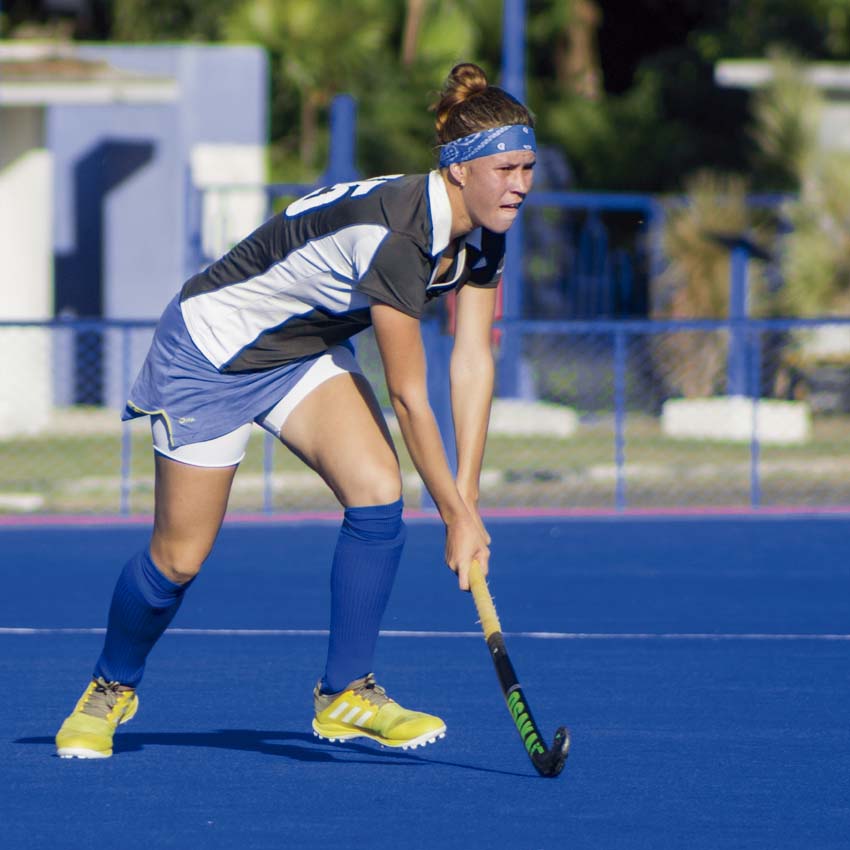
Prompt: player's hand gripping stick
<box><xmin>468</xmin><ymin>560</ymin><xmax>570</xmax><ymax>778</ymax></box>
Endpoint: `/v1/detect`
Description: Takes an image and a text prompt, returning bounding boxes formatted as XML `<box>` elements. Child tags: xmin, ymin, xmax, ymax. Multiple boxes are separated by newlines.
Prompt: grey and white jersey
<box><xmin>179</xmin><ymin>171</ymin><xmax>505</xmax><ymax>373</ymax></box>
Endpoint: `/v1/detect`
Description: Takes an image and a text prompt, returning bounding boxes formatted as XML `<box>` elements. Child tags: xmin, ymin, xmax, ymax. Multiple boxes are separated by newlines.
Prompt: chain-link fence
<box><xmin>2</xmin><ymin>317</ymin><xmax>849</xmax><ymax>515</ymax></box>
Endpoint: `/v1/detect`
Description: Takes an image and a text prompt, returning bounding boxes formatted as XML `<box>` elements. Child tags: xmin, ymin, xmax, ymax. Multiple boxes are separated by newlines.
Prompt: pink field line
<box><xmin>2</xmin><ymin>504</ymin><xmax>850</xmax><ymax>528</ymax></box>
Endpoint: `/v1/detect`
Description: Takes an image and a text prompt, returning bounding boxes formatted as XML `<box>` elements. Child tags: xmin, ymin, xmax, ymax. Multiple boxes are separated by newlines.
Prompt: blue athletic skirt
<box><xmin>123</xmin><ymin>296</ymin><xmax>353</xmax><ymax>449</ymax></box>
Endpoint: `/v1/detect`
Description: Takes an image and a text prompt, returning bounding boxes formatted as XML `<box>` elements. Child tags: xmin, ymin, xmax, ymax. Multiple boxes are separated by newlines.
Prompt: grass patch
<box><xmin>1</xmin><ymin>410</ymin><xmax>849</xmax><ymax>513</ymax></box>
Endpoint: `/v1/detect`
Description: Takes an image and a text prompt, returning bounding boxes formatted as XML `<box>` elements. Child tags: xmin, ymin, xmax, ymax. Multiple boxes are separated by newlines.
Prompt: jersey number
<box><xmin>285</xmin><ymin>175</ymin><xmax>403</xmax><ymax>218</ymax></box>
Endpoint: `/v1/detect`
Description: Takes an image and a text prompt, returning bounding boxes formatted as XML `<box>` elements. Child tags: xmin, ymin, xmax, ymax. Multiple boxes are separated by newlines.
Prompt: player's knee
<box><xmin>334</xmin><ymin>452</ymin><xmax>401</xmax><ymax>507</ymax></box>
<box><xmin>353</xmin><ymin>467</ymin><xmax>402</xmax><ymax>507</ymax></box>
<box><xmin>149</xmin><ymin>542</ymin><xmax>207</xmax><ymax>585</ymax></box>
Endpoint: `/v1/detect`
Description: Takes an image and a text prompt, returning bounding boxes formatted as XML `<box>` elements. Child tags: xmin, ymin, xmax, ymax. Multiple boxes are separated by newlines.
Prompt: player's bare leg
<box><xmin>280</xmin><ymin>373</ymin><xmax>445</xmax><ymax>748</ymax></box>
<box><xmin>56</xmin><ymin>456</ymin><xmax>237</xmax><ymax>758</ymax></box>
<box><xmin>279</xmin><ymin>371</ymin><xmax>401</xmax><ymax>508</ymax></box>
<box><xmin>150</xmin><ymin>454</ymin><xmax>238</xmax><ymax>583</ymax></box>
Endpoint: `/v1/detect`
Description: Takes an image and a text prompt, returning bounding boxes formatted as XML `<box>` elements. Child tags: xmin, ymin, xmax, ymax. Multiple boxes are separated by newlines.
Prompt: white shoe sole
<box><xmin>312</xmin><ymin>724</ymin><xmax>446</xmax><ymax>750</ymax></box>
<box><xmin>56</xmin><ymin>746</ymin><xmax>111</xmax><ymax>759</ymax></box>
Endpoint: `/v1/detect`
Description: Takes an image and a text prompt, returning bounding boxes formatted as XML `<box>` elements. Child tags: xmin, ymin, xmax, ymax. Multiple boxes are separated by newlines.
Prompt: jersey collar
<box><xmin>427</xmin><ymin>170</ymin><xmax>452</xmax><ymax>257</ymax></box>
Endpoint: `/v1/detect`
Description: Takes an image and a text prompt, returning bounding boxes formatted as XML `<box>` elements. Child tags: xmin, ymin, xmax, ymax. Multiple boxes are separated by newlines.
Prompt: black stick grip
<box><xmin>486</xmin><ymin>632</ymin><xmax>570</xmax><ymax>777</ymax></box>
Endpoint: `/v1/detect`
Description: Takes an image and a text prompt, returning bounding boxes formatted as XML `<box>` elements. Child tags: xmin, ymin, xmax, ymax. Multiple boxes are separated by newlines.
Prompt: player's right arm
<box><xmin>370</xmin><ymin>300</ymin><xmax>489</xmax><ymax>589</ymax></box>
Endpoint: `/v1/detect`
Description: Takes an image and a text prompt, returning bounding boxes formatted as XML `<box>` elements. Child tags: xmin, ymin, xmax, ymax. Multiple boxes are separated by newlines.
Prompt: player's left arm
<box><xmin>450</xmin><ymin>281</ymin><xmax>498</xmax><ymax>544</ymax></box>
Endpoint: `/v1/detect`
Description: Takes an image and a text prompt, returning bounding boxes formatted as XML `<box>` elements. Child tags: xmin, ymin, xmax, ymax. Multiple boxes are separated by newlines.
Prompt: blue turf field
<box><xmin>2</xmin><ymin>515</ymin><xmax>850</xmax><ymax>849</ymax></box>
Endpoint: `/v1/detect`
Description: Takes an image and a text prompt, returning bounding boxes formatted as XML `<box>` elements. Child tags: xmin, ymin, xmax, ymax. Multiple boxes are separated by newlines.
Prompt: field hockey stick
<box><xmin>468</xmin><ymin>559</ymin><xmax>570</xmax><ymax>778</ymax></box>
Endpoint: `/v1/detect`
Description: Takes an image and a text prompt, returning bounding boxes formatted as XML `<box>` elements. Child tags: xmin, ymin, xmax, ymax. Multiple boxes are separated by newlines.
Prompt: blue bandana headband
<box><xmin>438</xmin><ymin>124</ymin><xmax>536</xmax><ymax>167</ymax></box>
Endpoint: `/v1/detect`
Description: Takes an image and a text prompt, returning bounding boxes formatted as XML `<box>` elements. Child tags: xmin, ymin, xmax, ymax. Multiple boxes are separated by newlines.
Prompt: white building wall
<box><xmin>191</xmin><ymin>143</ymin><xmax>267</xmax><ymax>263</ymax></box>
<box><xmin>0</xmin><ymin>106</ymin><xmax>53</xmax><ymax>436</ymax></box>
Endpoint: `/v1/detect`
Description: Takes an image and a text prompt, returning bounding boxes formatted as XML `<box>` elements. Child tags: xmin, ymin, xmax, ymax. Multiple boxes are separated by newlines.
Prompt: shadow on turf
<box><xmin>16</xmin><ymin>730</ymin><xmax>532</xmax><ymax>778</ymax></box>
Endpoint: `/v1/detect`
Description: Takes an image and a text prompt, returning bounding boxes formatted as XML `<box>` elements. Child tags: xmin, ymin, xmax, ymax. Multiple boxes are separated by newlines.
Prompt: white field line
<box><xmin>1</xmin><ymin>627</ymin><xmax>850</xmax><ymax>641</ymax></box>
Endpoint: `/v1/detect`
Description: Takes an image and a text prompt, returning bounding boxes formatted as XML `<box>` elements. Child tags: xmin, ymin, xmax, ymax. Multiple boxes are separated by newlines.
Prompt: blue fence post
<box><xmin>645</xmin><ymin>198</ymin><xmax>665</xmax><ymax>315</ymax></box>
<box><xmin>576</xmin><ymin>211</ymin><xmax>610</xmax><ymax>316</ymax></box>
<box><xmin>498</xmin><ymin>227</ymin><xmax>531</xmax><ymax>398</ymax></box>
<box><xmin>119</xmin><ymin>326</ymin><xmax>132</xmax><ymax>516</ymax></box>
<box><xmin>497</xmin><ymin>0</ymin><xmax>528</xmax><ymax>399</ymax></box>
<box><xmin>613</xmin><ymin>328</ymin><xmax>627</xmax><ymax>511</ymax></box>
<box><xmin>323</xmin><ymin>94</ymin><xmax>359</xmax><ymax>185</ymax></box>
<box><xmin>263</xmin><ymin>432</ymin><xmax>275</xmax><ymax>514</ymax></box>
<box><xmin>707</xmin><ymin>233</ymin><xmax>770</xmax><ymax>396</ymax></box>
<box><xmin>501</xmin><ymin>0</ymin><xmax>526</xmax><ymax>100</ymax></box>
<box><xmin>749</xmin><ymin>326</ymin><xmax>763</xmax><ymax>509</ymax></box>
<box><xmin>727</xmin><ymin>243</ymin><xmax>751</xmax><ymax>396</ymax></box>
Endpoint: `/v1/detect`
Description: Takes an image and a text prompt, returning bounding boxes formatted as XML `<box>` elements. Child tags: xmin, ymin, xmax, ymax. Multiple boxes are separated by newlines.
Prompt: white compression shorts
<box><xmin>151</xmin><ymin>343</ymin><xmax>364</xmax><ymax>468</ymax></box>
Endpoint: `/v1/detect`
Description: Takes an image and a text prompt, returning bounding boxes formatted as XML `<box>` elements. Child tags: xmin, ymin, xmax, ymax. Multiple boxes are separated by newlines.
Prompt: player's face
<box><xmin>458</xmin><ymin>150</ymin><xmax>536</xmax><ymax>233</ymax></box>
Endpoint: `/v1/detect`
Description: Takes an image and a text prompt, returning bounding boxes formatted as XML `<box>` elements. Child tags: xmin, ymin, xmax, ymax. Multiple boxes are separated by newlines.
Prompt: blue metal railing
<box><xmin>499</xmin><ymin>316</ymin><xmax>850</xmax><ymax>511</ymax></box>
<box><xmin>3</xmin><ymin>315</ymin><xmax>848</xmax><ymax>514</ymax></box>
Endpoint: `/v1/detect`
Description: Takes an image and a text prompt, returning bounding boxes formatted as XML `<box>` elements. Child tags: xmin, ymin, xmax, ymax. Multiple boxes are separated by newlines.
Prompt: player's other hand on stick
<box><xmin>444</xmin><ymin>508</ymin><xmax>490</xmax><ymax>592</ymax></box>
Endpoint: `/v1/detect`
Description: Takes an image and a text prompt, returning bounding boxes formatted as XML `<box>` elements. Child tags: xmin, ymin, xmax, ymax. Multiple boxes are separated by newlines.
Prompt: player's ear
<box><xmin>448</xmin><ymin>163</ymin><xmax>468</xmax><ymax>189</ymax></box>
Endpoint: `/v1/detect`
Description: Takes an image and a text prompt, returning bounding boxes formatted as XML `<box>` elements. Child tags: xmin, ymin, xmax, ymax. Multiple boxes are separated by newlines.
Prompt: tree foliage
<box><xmin>650</xmin><ymin>171</ymin><xmax>775</xmax><ymax>395</ymax></box>
<box><xmin>222</xmin><ymin>0</ymin><xmax>397</xmax><ymax>171</ymax></box>
<box><xmin>6</xmin><ymin>0</ymin><xmax>850</xmax><ymax>190</ymax></box>
<box><xmin>110</xmin><ymin>0</ymin><xmax>238</xmax><ymax>42</ymax></box>
<box><xmin>750</xmin><ymin>50</ymin><xmax>823</xmax><ymax>190</ymax></box>
<box><xmin>750</xmin><ymin>55</ymin><xmax>850</xmax><ymax>316</ymax></box>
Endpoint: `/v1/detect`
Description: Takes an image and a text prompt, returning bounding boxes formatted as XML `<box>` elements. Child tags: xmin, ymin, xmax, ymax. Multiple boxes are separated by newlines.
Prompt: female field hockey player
<box><xmin>55</xmin><ymin>62</ymin><xmax>536</xmax><ymax>758</ymax></box>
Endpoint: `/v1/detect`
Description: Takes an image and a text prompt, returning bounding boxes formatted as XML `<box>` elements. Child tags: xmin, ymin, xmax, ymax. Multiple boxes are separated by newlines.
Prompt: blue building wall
<box><xmin>46</xmin><ymin>44</ymin><xmax>268</xmax><ymax>405</ymax></box>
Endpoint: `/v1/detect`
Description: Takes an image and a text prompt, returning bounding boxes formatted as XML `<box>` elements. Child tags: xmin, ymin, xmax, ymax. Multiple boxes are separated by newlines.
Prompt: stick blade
<box><xmin>533</xmin><ymin>726</ymin><xmax>571</xmax><ymax>778</ymax></box>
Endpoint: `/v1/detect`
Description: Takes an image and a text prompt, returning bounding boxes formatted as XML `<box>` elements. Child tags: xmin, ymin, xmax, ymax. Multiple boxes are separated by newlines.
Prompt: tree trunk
<box><xmin>557</xmin><ymin>0</ymin><xmax>602</xmax><ymax>99</ymax></box>
<box><xmin>401</xmin><ymin>0</ymin><xmax>427</xmax><ymax>67</ymax></box>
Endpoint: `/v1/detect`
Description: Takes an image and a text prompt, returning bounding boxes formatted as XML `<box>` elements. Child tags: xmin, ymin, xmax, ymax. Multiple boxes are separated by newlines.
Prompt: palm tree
<box><xmin>652</xmin><ymin>170</ymin><xmax>773</xmax><ymax>397</ymax></box>
<box><xmin>224</xmin><ymin>0</ymin><xmax>395</xmax><ymax>168</ymax></box>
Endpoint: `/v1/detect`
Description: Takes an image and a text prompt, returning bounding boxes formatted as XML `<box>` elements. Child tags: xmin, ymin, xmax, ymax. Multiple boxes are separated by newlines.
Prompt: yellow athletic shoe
<box><xmin>55</xmin><ymin>677</ymin><xmax>139</xmax><ymax>759</ymax></box>
<box><xmin>312</xmin><ymin>673</ymin><xmax>446</xmax><ymax>750</ymax></box>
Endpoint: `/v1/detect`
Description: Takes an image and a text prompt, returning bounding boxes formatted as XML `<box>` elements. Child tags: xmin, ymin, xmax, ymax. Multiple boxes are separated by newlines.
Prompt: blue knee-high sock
<box><xmin>93</xmin><ymin>548</ymin><xmax>190</xmax><ymax>687</ymax></box>
<box><xmin>322</xmin><ymin>499</ymin><xmax>406</xmax><ymax>694</ymax></box>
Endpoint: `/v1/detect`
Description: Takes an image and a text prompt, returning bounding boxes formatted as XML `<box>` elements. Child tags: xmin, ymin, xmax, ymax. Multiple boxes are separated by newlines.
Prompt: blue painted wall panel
<box><xmin>45</xmin><ymin>44</ymin><xmax>268</xmax><ymax>406</ymax></box>
<box><xmin>49</xmin><ymin>44</ymin><xmax>268</xmax><ymax>322</ymax></box>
